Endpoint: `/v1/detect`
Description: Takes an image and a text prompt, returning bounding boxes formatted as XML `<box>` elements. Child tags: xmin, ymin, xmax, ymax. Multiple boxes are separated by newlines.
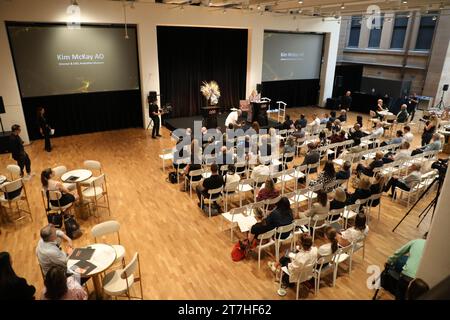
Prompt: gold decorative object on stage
<box><xmin>200</xmin><ymin>80</ymin><xmax>221</xmax><ymax>105</ymax></box>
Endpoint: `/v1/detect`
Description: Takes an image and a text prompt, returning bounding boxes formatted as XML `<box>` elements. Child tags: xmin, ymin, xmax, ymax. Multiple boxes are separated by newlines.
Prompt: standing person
<box><xmin>149</xmin><ymin>97</ymin><xmax>161</xmax><ymax>139</ymax></box>
<box><xmin>340</xmin><ymin>91</ymin><xmax>352</xmax><ymax>110</ymax></box>
<box><xmin>37</xmin><ymin>106</ymin><xmax>52</xmax><ymax>152</ymax></box>
<box><xmin>9</xmin><ymin>124</ymin><xmax>33</xmax><ymax>179</ymax></box>
<box><xmin>421</xmin><ymin>115</ymin><xmax>438</xmax><ymax>146</ymax></box>
<box><xmin>408</xmin><ymin>93</ymin><xmax>419</xmax><ymax>121</ymax></box>
<box><xmin>0</xmin><ymin>252</ymin><xmax>36</xmax><ymax>300</ymax></box>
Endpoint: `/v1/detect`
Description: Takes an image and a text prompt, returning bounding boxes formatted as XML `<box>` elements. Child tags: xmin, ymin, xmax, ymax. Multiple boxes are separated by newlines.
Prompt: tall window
<box><xmin>368</xmin><ymin>14</ymin><xmax>384</xmax><ymax>48</ymax></box>
<box><xmin>348</xmin><ymin>16</ymin><xmax>361</xmax><ymax>47</ymax></box>
<box><xmin>390</xmin><ymin>13</ymin><xmax>409</xmax><ymax>49</ymax></box>
<box><xmin>415</xmin><ymin>13</ymin><xmax>437</xmax><ymax>50</ymax></box>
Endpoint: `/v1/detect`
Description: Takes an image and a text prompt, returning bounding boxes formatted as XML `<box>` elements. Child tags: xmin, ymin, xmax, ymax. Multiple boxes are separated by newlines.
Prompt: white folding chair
<box><xmin>185</xmin><ymin>169</ymin><xmax>204</xmax><ymax>198</ymax></box>
<box><xmin>310</xmin><ymin>213</ymin><xmax>328</xmax><ymax>242</ymax></box>
<box><xmin>278</xmin><ymin>262</ymin><xmax>315</xmax><ymax>299</ymax></box>
<box><xmin>341</xmin><ymin>203</ymin><xmax>360</xmax><ymax>229</ymax></box>
<box><xmin>220</xmin><ymin>205</ymin><xmax>249</xmax><ymax>242</ymax></box>
<box><xmin>201</xmin><ymin>187</ymin><xmax>223</xmax><ymax>218</ymax></box>
<box><xmin>81</xmin><ymin>160</ymin><xmax>103</xmax><ymax>186</ymax></box>
<box><xmin>274</xmin><ymin>222</ymin><xmax>295</xmax><ymax>261</ymax></box>
<box><xmin>237</xmin><ymin>178</ymin><xmax>254</xmax><ymax>206</ymax></box>
<box><xmin>82</xmin><ymin>174</ymin><xmax>111</xmax><ymax>217</ymax></box>
<box><xmin>313</xmin><ymin>253</ymin><xmax>336</xmax><ymax>294</ymax></box>
<box><xmin>0</xmin><ymin>179</ymin><xmax>32</xmax><ymax>223</ymax></box>
<box><xmin>223</xmin><ymin>181</ymin><xmax>239</xmax><ymax>213</ymax></box>
<box><xmin>255</xmin><ymin>228</ymin><xmax>276</xmax><ymax>269</ymax></box>
<box><xmin>332</xmin><ymin>243</ymin><xmax>353</xmax><ymax>284</ymax></box>
<box><xmin>6</xmin><ymin>164</ymin><xmax>21</xmax><ymax>180</ymax></box>
<box><xmin>293</xmin><ymin>217</ymin><xmax>310</xmax><ymax>244</ymax></box>
<box><xmin>102</xmin><ymin>252</ymin><xmax>143</xmax><ymax>300</ymax></box>
<box><xmin>159</xmin><ymin>148</ymin><xmax>174</xmax><ymax>172</ymax></box>
<box><xmin>91</xmin><ymin>220</ymin><xmax>126</xmax><ymax>267</ymax></box>
<box><xmin>368</xmin><ymin>193</ymin><xmax>382</xmax><ymax>222</ymax></box>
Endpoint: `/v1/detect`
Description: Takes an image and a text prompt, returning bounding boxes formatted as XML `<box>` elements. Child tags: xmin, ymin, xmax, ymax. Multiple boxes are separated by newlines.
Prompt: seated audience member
<box><xmin>337</xmin><ymin>213</ymin><xmax>369</xmax><ymax>247</ymax></box>
<box><xmin>421</xmin><ymin>115</ymin><xmax>438</xmax><ymax>146</ymax></box>
<box><xmin>281</xmin><ymin>115</ymin><xmax>294</xmax><ymax>130</ymax></box>
<box><xmin>41</xmin><ymin>168</ymin><xmax>77</xmax><ymax>208</ymax></box>
<box><xmin>332</xmin><ymin>119</ymin><xmax>342</xmax><ymax>132</ymax></box>
<box><xmin>318</xmin><ymin>227</ymin><xmax>339</xmax><ymax>257</ymax></box>
<box><xmin>283</xmin><ymin>136</ymin><xmax>296</xmax><ymax>155</ymax></box>
<box><xmin>309</xmin><ymin>113</ymin><xmax>321</xmax><ymax>134</ymax></box>
<box><xmin>403</xmin><ymin>126</ymin><xmax>414</xmax><ymax>144</ymax></box>
<box><xmin>376</xmin><ymin>98</ymin><xmax>387</xmax><ymax>112</ymax></box>
<box><xmin>244</xmin><ymin>208</ymin><xmax>273</xmax><ymax>241</ymax></box>
<box><xmin>383</xmin><ymin>142</ymin><xmax>411</xmax><ymax>163</ymax></box>
<box><xmin>330</xmin><ymin>187</ymin><xmax>347</xmax><ymax>210</ymax></box>
<box><xmin>396</xmin><ymin>104</ymin><xmax>409</xmax><ymax>123</ymax></box>
<box><xmin>267</xmin><ymin>197</ymin><xmax>294</xmax><ymax>237</ymax></box>
<box><xmin>295</xmin><ymin>114</ymin><xmax>307</xmax><ymax>129</ymax></box>
<box><xmin>269</xmin><ymin>234</ymin><xmax>317</xmax><ymax>293</ymax></box>
<box><xmin>380</xmin><ymin>130</ymin><xmax>404</xmax><ymax>147</ymax></box>
<box><xmin>251</xmin><ymin>158</ymin><xmax>270</xmax><ymax>183</ymax></box>
<box><xmin>309</xmin><ymin>161</ymin><xmax>336</xmax><ymax>193</ymax></box>
<box><xmin>223</xmin><ymin>164</ymin><xmax>240</xmax><ymax>187</ymax></box>
<box><xmin>406</xmin><ymin>278</ymin><xmax>430</xmax><ymax>300</ymax></box>
<box><xmin>325</xmin><ymin>121</ymin><xmax>333</xmax><ymax>133</ymax></box>
<box><xmin>440</xmin><ymin>107</ymin><xmax>450</xmax><ymax>121</ymax></box>
<box><xmin>384</xmin><ymin>164</ymin><xmax>422</xmax><ymax>198</ymax></box>
<box><xmin>256</xmin><ymin>178</ymin><xmax>280</xmax><ymax>206</ymax></box>
<box><xmin>329</xmin><ymin>111</ymin><xmax>337</xmax><ymax>123</ymax></box>
<box><xmin>369</xmin><ymin>122</ymin><xmax>384</xmax><ymax>141</ymax></box>
<box><xmin>348</xmin><ymin>123</ymin><xmax>364</xmax><ymax>146</ymax></box>
<box><xmin>320</xmin><ymin>113</ymin><xmax>330</xmax><ymax>124</ymax></box>
<box><xmin>318</xmin><ymin>131</ymin><xmax>328</xmax><ymax>147</ymax></box>
<box><xmin>196</xmin><ymin>163</ymin><xmax>224</xmax><ymax>209</ymax></box>
<box><xmin>41</xmin><ymin>265</ymin><xmax>87</xmax><ymax>300</ymax></box>
<box><xmin>251</xmin><ymin>121</ymin><xmax>261</xmax><ymax>134</ymax></box>
<box><xmin>292</xmin><ymin>124</ymin><xmax>306</xmax><ymax>139</ymax></box>
<box><xmin>369</xmin><ymin>173</ymin><xmax>385</xmax><ymax>207</ymax></box>
<box><xmin>301</xmin><ymin>143</ymin><xmax>320</xmax><ymax>172</ymax></box>
<box><xmin>338</xmin><ymin>109</ymin><xmax>347</xmax><ymax>122</ymax></box>
<box><xmin>347</xmin><ymin>177</ymin><xmax>372</xmax><ymax>205</ymax></box>
<box><xmin>216</xmin><ymin>146</ymin><xmax>234</xmax><ymax>165</ymax></box>
<box><xmin>356</xmin><ymin>151</ymin><xmax>384</xmax><ymax>177</ymax></box>
<box><xmin>356</xmin><ymin>115</ymin><xmax>363</xmax><ymax>128</ymax></box>
<box><xmin>36</xmin><ymin>224</ymin><xmax>73</xmax><ymax>276</ymax></box>
<box><xmin>411</xmin><ymin>133</ymin><xmax>442</xmax><ymax>156</ymax></box>
<box><xmin>336</xmin><ymin>161</ymin><xmax>352</xmax><ymax>180</ymax></box>
<box><xmin>300</xmin><ymin>190</ymin><xmax>329</xmax><ymax>219</ymax></box>
<box><xmin>387</xmin><ymin>234</ymin><xmax>427</xmax><ymax>300</ymax></box>
<box><xmin>0</xmin><ymin>252</ymin><xmax>36</xmax><ymax>300</ymax></box>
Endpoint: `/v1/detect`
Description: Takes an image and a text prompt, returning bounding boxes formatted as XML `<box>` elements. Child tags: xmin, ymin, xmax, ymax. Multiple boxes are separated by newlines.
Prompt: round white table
<box><xmin>61</xmin><ymin>169</ymin><xmax>92</xmax><ymax>202</ymax></box>
<box><xmin>67</xmin><ymin>243</ymin><xmax>116</xmax><ymax>300</ymax></box>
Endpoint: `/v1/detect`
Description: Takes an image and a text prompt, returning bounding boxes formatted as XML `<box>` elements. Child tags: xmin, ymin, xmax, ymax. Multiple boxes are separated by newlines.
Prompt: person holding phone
<box><xmin>37</xmin><ymin>106</ymin><xmax>52</xmax><ymax>152</ymax></box>
<box><xmin>149</xmin><ymin>97</ymin><xmax>161</xmax><ymax>139</ymax></box>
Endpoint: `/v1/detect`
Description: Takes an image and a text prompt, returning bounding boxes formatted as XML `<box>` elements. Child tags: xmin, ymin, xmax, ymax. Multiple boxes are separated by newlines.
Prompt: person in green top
<box><xmin>387</xmin><ymin>233</ymin><xmax>427</xmax><ymax>300</ymax></box>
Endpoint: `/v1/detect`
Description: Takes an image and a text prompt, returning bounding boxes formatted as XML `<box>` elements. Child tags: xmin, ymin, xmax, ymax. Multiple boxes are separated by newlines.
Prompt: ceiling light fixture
<box><xmin>298</xmin><ymin>9</ymin><xmax>302</xmax><ymax>13</ymax></box>
<box><xmin>298</xmin><ymin>0</ymin><xmax>303</xmax><ymax>4</ymax></box>
<box><xmin>257</xmin><ymin>5</ymin><xmax>261</xmax><ymax>10</ymax></box>
<box><xmin>341</xmin><ymin>3</ymin><xmax>345</xmax><ymax>10</ymax></box>
<box><xmin>402</xmin><ymin>1</ymin><xmax>407</xmax><ymax>4</ymax></box>
<box><xmin>439</xmin><ymin>3</ymin><xmax>444</xmax><ymax>10</ymax></box>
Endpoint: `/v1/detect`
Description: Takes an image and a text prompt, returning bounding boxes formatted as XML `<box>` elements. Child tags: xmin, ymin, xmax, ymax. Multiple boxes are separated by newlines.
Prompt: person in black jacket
<box><xmin>0</xmin><ymin>252</ymin><xmax>35</xmax><ymax>300</ymax></box>
<box><xmin>356</xmin><ymin>152</ymin><xmax>384</xmax><ymax>177</ymax></box>
<box><xmin>196</xmin><ymin>163</ymin><xmax>224</xmax><ymax>209</ymax></box>
<box><xmin>37</xmin><ymin>107</ymin><xmax>52</xmax><ymax>152</ymax></box>
<box><xmin>301</xmin><ymin>143</ymin><xmax>320</xmax><ymax>172</ymax></box>
<box><xmin>349</xmin><ymin>123</ymin><xmax>364</xmax><ymax>146</ymax></box>
<box><xmin>9</xmin><ymin>124</ymin><xmax>32</xmax><ymax>179</ymax></box>
<box><xmin>149</xmin><ymin>98</ymin><xmax>161</xmax><ymax>139</ymax></box>
<box><xmin>336</xmin><ymin>161</ymin><xmax>352</xmax><ymax>180</ymax></box>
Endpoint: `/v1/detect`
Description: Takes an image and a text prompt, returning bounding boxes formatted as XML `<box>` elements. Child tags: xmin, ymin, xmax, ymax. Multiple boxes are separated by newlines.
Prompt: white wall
<box><xmin>416</xmin><ymin>165</ymin><xmax>450</xmax><ymax>288</ymax></box>
<box><xmin>0</xmin><ymin>0</ymin><xmax>340</xmax><ymax>144</ymax></box>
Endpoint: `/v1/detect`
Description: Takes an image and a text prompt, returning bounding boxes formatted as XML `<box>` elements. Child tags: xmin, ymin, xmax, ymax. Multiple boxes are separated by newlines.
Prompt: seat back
<box><xmin>189</xmin><ymin>169</ymin><xmax>203</xmax><ymax>180</ymax></box>
<box><xmin>52</xmin><ymin>166</ymin><xmax>68</xmax><ymax>178</ymax></box>
<box><xmin>2</xmin><ymin>179</ymin><xmax>23</xmax><ymax>194</ymax></box>
<box><xmin>327</xmin><ymin>208</ymin><xmax>344</xmax><ymax>223</ymax></box>
<box><xmin>47</xmin><ymin>190</ymin><xmax>62</xmax><ymax>201</ymax></box>
<box><xmin>120</xmin><ymin>252</ymin><xmax>139</xmax><ymax>281</ymax></box>
<box><xmin>307</xmin><ymin>162</ymin><xmax>320</xmax><ymax>175</ymax></box>
<box><xmin>254</xmin><ymin>174</ymin><xmax>269</xmax><ymax>185</ymax></box>
<box><xmin>93</xmin><ymin>174</ymin><xmax>106</xmax><ymax>189</ymax></box>
<box><xmin>84</xmin><ymin>160</ymin><xmax>102</xmax><ymax>172</ymax></box>
<box><xmin>316</xmin><ymin>253</ymin><xmax>335</xmax><ymax>272</ymax></box>
<box><xmin>91</xmin><ymin>220</ymin><xmax>120</xmax><ymax>240</ymax></box>
<box><xmin>297</xmin><ymin>262</ymin><xmax>315</xmax><ymax>283</ymax></box>
<box><xmin>207</xmin><ymin>187</ymin><xmax>223</xmax><ymax>200</ymax></box>
<box><xmin>257</xmin><ymin>228</ymin><xmax>276</xmax><ymax>241</ymax></box>
<box><xmin>6</xmin><ymin>164</ymin><xmax>21</xmax><ymax>179</ymax></box>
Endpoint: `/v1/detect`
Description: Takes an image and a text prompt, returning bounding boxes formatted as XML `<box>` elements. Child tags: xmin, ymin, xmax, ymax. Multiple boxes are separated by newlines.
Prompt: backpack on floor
<box><xmin>167</xmin><ymin>172</ymin><xmax>178</xmax><ymax>184</ymax></box>
<box><xmin>64</xmin><ymin>215</ymin><xmax>82</xmax><ymax>239</ymax></box>
<box><xmin>231</xmin><ymin>241</ymin><xmax>248</xmax><ymax>262</ymax></box>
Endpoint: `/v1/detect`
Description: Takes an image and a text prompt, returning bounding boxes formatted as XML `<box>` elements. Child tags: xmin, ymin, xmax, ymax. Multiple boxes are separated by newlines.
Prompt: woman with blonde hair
<box><xmin>347</xmin><ymin>177</ymin><xmax>371</xmax><ymax>205</ymax></box>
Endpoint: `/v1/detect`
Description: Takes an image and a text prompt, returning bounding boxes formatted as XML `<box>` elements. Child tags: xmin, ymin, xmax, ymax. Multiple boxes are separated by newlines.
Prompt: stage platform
<box><xmin>163</xmin><ymin>113</ymin><xmax>279</xmax><ymax>132</ymax></box>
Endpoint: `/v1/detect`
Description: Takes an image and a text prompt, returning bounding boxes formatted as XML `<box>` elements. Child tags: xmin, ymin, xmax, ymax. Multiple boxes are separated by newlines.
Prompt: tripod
<box><xmin>392</xmin><ymin>175</ymin><xmax>443</xmax><ymax>232</ymax></box>
<box><xmin>434</xmin><ymin>89</ymin><xmax>447</xmax><ymax>110</ymax></box>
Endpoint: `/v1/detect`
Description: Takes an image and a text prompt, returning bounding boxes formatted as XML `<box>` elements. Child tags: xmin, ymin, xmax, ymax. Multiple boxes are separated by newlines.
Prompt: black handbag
<box><xmin>167</xmin><ymin>172</ymin><xmax>178</xmax><ymax>184</ymax></box>
<box><xmin>64</xmin><ymin>215</ymin><xmax>82</xmax><ymax>239</ymax></box>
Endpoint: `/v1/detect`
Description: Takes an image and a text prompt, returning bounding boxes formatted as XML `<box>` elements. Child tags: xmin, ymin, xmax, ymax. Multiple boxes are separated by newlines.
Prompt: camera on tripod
<box><xmin>431</xmin><ymin>158</ymin><xmax>448</xmax><ymax>180</ymax></box>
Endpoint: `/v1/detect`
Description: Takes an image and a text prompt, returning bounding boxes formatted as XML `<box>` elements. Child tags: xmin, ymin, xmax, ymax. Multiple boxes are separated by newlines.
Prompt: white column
<box><xmin>416</xmin><ymin>164</ymin><xmax>450</xmax><ymax>288</ymax></box>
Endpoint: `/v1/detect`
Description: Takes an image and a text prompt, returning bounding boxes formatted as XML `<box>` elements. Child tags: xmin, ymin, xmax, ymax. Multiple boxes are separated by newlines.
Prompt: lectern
<box><xmin>201</xmin><ymin>106</ymin><xmax>220</xmax><ymax>129</ymax></box>
<box><xmin>251</xmin><ymin>101</ymin><xmax>269</xmax><ymax>126</ymax></box>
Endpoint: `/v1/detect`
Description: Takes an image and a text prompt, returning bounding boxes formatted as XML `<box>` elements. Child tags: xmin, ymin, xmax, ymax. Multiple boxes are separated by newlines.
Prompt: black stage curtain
<box><xmin>157</xmin><ymin>26</ymin><xmax>247</xmax><ymax>118</ymax></box>
<box><xmin>332</xmin><ymin>64</ymin><xmax>363</xmax><ymax>98</ymax></box>
<box><xmin>261</xmin><ymin>79</ymin><xmax>320</xmax><ymax>108</ymax></box>
<box><xmin>22</xmin><ymin>90</ymin><xmax>142</xmax><ymax>140</ymax></box>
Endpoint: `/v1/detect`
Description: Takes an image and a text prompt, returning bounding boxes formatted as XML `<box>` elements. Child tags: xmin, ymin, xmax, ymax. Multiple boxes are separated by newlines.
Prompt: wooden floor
<box><xmin>0</xmin><ymin>107</ymin><xmax>435</xmax><ymax>300</ymax></box>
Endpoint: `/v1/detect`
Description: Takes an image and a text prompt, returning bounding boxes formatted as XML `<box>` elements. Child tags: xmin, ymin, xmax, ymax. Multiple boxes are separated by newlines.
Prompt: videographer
<box><xmin>386</xmin><ymin>233</ymin><xmax>427</xmax><ymax>300</ymax></box>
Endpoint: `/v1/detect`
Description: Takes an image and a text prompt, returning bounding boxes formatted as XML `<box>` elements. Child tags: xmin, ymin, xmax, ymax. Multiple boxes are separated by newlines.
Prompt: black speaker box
<box><xmin>256</xmin><ymin>84</ymin><xmax>262</xmax><ymax>94</ymax></box>
<box><xmin>148</xmin><ymin>91</ymin><xmax>157</xmax><ymax>102</ymax></box>
<box><xmin>0</xmin><ymin>96</ymin><xmax>5</xmax><ymax>114</ymax></box>
<box><xmin>443</xmin><ymin>84</ymin><xmax>449</xmax><ymax>92</ymax></box>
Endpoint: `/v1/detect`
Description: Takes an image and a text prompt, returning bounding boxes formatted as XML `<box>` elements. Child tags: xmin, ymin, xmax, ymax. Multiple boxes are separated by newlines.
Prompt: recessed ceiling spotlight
<box><xmin>257</xmin><ymin>5</ymin><xmax>261</xmax><ymax>10</ymax></box>
<box><xmin>298</xmin><ymin>0</ymin><xmax>303</xmax><ymax>4</ymax></box>
<box><xmin>402</xmin><ymin>1</ymin><xmax>408</xmax><ymax>4</ymax></box>
<box><xmin>341</xmin><ymin>4</ymin><xmax>345</xmax><ymax>10</ymax></box>
<box><xmin>298</xmin><ymin>9</ymin><xmax>302</xmax><ymax>13</ymax></box>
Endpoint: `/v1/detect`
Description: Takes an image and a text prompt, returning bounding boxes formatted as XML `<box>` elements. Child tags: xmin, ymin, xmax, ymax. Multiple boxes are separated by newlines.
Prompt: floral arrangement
<box><xmin>200</xmin><ymin>81</ymin><xmax>221</xmax><ymax>105</ymax></box>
